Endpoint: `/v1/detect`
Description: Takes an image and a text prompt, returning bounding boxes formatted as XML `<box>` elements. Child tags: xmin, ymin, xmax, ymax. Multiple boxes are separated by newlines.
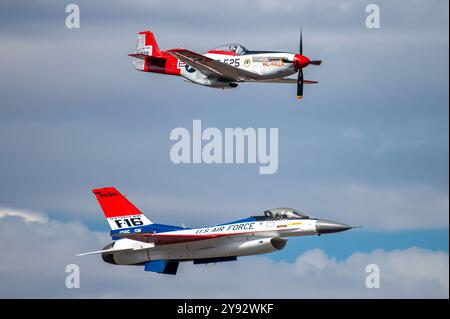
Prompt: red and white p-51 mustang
<box><xmin>77</xmin><ymin>187</ymin><xmax>352</xmax><ymax>275</ymax></box>
<box><xmin>129</xmin><ymin>30</ymin><xmax>322</xmax><ymax>99</ymax></box>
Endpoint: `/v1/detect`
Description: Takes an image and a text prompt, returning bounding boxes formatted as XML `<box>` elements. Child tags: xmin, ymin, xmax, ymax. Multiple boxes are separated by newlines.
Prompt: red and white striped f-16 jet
<box><xmin>77</xmin><ymin>187</ymin><xmax>352</xmax><ymax>275</ymax></box>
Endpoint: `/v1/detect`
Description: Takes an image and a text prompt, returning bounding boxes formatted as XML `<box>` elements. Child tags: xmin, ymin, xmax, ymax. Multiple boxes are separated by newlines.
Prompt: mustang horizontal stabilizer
<box><xmin>128</xmin><ymin>53</ymin><xmax>149</xmax><ymax>59</ymax></box>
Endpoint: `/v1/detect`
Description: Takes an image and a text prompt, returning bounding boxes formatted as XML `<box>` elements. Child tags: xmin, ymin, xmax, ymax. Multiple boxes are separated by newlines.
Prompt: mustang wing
<box><xmin>166</xmin><ymin>48</ymin><xmax>260</xmax><ymax>82</ymax></box>
<box><xmin>256</xmin><ymin>78</ymin><xmax>318</xmax><ymax>84</ymax></box>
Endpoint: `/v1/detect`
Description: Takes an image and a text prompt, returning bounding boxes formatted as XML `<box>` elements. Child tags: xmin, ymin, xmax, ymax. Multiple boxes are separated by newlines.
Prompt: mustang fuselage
<box><xmin>130</xmin><ymin>31</ymin><xmax>313</xmax><ymax>89</ymax></box>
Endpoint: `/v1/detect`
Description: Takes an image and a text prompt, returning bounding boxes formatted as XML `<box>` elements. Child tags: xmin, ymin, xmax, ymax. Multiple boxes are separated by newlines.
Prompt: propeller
<box><xmin>297</xmin><ymin>29</ymin><xmax>304</xmax><ymax>99</ymax></box>
<box><xmin>300</xmin><ymin>28</ymin><xmax>303</xmax><ymax>55</ymax></box>
<box><xmin>295</xmin><ymin>29</ymin><xmax>322</xmax><ymax>99</ymax></box>
<box><xmin>297</xmin><ymin>68</ymin><xmax>304</xmax><ymax>98</ymax></box>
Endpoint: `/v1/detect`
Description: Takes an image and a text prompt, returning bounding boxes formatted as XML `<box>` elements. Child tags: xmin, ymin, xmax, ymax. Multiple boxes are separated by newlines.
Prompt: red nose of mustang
<box><xmin>293</xmin><ymin>54</ymin><xmax>310</xmax><ymax>69</ymax></box>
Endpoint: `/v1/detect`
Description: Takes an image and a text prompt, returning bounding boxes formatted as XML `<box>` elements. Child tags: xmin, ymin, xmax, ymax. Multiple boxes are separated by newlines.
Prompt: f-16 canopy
<box><xmin>262</xmin><ymin>207</ymin><xmax>309</xmax><ymax>219</ymax></box>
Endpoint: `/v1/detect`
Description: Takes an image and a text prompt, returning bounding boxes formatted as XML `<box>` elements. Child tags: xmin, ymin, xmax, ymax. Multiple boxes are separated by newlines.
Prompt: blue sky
<box><xmin>0</xmin><ymin>0</ymin><xmax>448</xmax><ymax>298</ymax></box>
<box><xmin>273</xmin><ymin>229</ymin><xmax>449</xmax><ymax>262</ymax></box>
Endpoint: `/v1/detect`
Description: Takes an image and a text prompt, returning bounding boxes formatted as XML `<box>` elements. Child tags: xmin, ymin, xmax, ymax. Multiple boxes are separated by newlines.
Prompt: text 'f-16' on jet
<box><xmin>77</xmin><ymin>187</ymin><xmax>354</xmax><ymax>275</ymax></box>
<box><xmin>129</xmin><ymin>30</ymin><xmax>322</xmax><ymax>99</ymax></box>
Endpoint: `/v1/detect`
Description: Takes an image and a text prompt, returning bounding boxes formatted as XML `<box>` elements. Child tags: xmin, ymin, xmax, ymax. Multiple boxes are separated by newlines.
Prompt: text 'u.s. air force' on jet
<box><xmin>77</xmin><ymin>187</ymin><xmax>355</xmax><ymax>275</ymax></box>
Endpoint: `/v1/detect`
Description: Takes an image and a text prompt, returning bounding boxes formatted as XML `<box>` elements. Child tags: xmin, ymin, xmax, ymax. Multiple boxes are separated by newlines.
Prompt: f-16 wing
<box><xmin>75</xmin><ymin>247</ymin><xmax>133</xmax><ymax>256</ymax></box>
<box><xmin>76</xmin><ymin>242</ymin><xmax>155</xmax><ymax>256</ymax></box>
<box><xmin>112</xmin><ymin>231</ymin><xmax>271</xmax><ymax>246</ymax></box>
<box><xmin>166</xmin><ymin>48</ymin><xmax>260</xmax><ymax>82</ymax></box>
<box><xmin>113</xmin><ymin>232</ymin><xmax>229</xmax><ymax>245</ymax></box>
<box><xmin>75</xmin><ymin>245</ymin><xmax>150</xmax><ymax>256</ymax></box>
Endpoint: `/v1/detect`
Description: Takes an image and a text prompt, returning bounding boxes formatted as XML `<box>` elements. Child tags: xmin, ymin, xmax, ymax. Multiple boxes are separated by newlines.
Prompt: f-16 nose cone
<box><xmin>316</xmin><ymin>219</ymin><xmax>352</xmax><ymax>234</ymax></box>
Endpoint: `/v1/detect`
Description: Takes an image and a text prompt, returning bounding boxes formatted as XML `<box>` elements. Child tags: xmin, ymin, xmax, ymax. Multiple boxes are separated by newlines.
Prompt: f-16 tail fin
<box><xmin>92</xmin><ymin>187</ymin><xmax>153</xmax><ymax>231</ymax></box>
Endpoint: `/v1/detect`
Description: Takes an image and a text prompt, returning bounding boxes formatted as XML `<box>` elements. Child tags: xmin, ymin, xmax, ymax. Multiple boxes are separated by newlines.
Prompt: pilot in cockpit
<box><xmin>263</xmin><ymin>208</ymin><xmax>309</xmax><ymax>220</ymax></box>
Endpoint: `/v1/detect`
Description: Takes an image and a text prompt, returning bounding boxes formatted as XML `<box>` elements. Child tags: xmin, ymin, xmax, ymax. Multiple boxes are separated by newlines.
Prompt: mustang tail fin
<box><xmin>129</xmin><ymin>31</ymin><xmax>162</xmax><ymax>71</ymax></box>
<box><xmin>92</xmin><ymin>187</ymin><xmax>153</xmax><ymax>231</ymax></box>
<box><xmin>135</xmin><ymin>31</ymin><xmax>161</xmax><ymax>56</ymax></box>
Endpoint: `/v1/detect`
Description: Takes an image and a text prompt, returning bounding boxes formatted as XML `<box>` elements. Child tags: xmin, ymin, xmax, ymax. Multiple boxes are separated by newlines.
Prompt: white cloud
<box><xmin>0</xmin><ymin>209</ymin><xmax>447</xmax><ymax>298</ymax></box>
<box><xmin>291</xmin><ymin>248</ymin><xmax>449</xmax><ymax>298</ymax></box>
<box><xmin>0</xmin><ymin>207</ymin><xmax>48</xmax><ymax>223</ymax></box>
